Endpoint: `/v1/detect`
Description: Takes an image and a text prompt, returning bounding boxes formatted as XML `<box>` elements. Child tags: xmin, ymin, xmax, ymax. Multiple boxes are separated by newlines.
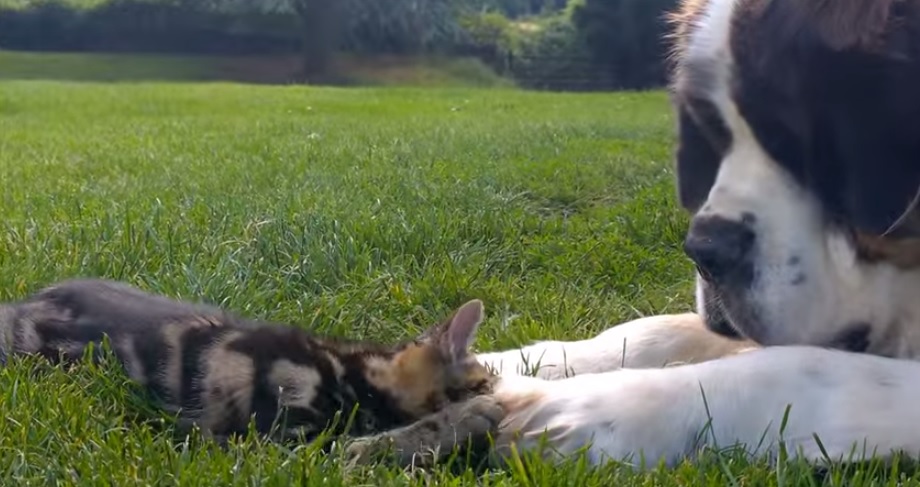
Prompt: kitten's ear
<box><xmin>435</xmin><ymin>299</ymin><xmax>484</xmax><ymax>364</ymax></box>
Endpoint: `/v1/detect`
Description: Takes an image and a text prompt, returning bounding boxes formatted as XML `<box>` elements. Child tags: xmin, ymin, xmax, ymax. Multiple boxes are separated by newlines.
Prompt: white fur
<box><xmin>488</xmin><ymin>338</ymin><xmax>920</xmax><ymax>467</ymax></box>
<box><xmin>478</xmin><ymin>313</ymin><xmax>755</xmax><ymax>379</ymax></box>
<box><xmin>480</xmin><ymin>313</ymin><xmax>920</xmax><ymax>467</ymax></box>
<box><xmin>478</xmin><ymin>0</ymin><xmax>920</xmax><ymax>468</ymax></box>
<box><xmin>684</xmin><ymin>0</ymin><xmax>737</xmax><ymax>106</ymax></box>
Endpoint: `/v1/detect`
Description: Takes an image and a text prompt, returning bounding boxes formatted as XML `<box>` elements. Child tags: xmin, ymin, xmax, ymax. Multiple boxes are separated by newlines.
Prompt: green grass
<box><xmin>0</xmin><ymin>50</ymin><xmax>511</xmax><ymax>87</ymax></box>
<box><xmin>0</xmin><ymin>79</ymin><xmax>916</xmax><ymax>485</ymax></box>
<box><xmin>0</xmin><ymin>0</ymin><xmax>122</xmax><ymax>7</ymax></box>
<box><xmin>0</xmin><ymin>50</ymin><xmax>217</xmax><ymax>82</ymax></box>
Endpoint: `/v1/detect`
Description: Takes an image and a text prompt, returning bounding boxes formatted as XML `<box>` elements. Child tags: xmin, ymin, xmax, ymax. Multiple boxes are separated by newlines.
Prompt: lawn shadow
<box><xmin>0</xmin><ymin>50</ymin><xmax>511</xmax><ymax>87</ymax></box>
<box><xmin>0</xmin><ymin>50</ymin><xmax>307</xmax><ymax>84</ymax></box>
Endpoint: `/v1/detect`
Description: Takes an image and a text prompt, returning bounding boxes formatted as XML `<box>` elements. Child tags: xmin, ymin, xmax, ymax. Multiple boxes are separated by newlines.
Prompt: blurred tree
<box><xmin>342</xmin><ymin>0</ymin><xmax>466</xmax><ymax>54</ymax></box>
<box><xmin>289</xmin><ymin>0</ymin><xmax>341</xmax><ymax>80</ymax></box>
<box><xmin>194</xmin><ymin>0</ymin><xmax>342</xmax><ymax>79</ymax></box>
<box><xmin>571</xmin><ymin>0</ymin><xmax>677</xmax><ymax>89</ymax></box>
<box><xmin>466</xmin><ymin>0</ymin><xmax>567</xmax><ymax>18</ymax></box>
<box><xmin>511</xmin><ymin>14</ymin><xmax>602</xmax><ymax>90</ymax></box>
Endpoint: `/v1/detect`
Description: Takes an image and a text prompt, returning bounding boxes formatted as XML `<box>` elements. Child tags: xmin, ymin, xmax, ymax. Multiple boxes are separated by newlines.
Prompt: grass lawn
<box><xmin>0</xmin><ymin>77</ymin><xmax>916</xmax><ymax>485</ymax></box>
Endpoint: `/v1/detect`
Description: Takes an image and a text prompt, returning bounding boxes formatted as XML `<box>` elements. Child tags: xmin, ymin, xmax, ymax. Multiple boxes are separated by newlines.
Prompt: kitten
<box><xmin>0</xmin><ymin>278</ymin><xmax>504</xmax><ymax>466</ymax></box>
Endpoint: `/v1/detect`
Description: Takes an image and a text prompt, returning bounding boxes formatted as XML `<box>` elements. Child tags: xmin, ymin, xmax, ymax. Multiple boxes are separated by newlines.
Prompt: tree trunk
<box><xmin>292</xmin><ymin>0</ymin><xmax>342</xmax><ymax>82</ymax></box>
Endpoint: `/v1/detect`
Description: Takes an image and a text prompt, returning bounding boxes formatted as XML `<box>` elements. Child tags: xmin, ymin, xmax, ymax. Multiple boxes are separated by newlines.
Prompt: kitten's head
<box><xmin>380</xmin><ymin>299</ymin><xmax>496</xmax><ymax>418</ymax></box>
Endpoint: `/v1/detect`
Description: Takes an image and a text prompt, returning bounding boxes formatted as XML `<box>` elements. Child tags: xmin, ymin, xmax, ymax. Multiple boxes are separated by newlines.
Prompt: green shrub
<box><xmin>507</xmin><ymin>14</ymin><xmax>609</xmax><ymax>91</ymax></box>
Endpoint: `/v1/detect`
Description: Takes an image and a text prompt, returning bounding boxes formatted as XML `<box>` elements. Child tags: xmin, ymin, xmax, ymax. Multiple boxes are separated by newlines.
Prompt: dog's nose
<box><xmin>683</xmin><ymin>216</ymin><xmax>755</xmax><ymax>283</ymax></box>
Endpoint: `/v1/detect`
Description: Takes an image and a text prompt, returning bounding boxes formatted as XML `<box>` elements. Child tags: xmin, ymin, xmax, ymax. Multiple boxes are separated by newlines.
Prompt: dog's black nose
<box><xmin>683</xmin><ymin>216</ymin><xmax>755</xmax><ymax>284</ymax></box>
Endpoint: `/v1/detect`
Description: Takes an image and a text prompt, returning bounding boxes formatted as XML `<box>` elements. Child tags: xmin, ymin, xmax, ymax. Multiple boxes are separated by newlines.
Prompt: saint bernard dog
<box><xmin>477</xmin><ymin>0</ymin><xmax>920</xmax><ymax>468</ymax></box>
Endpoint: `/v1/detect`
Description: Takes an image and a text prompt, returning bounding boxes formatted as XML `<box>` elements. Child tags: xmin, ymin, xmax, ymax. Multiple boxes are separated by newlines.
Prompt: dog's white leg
<box><xmin>478</xmin><ymin>313</ymin><xmax>757</xmax><ymax>379</ymax></box>
<box><xmin>493</xmin><ymin>346</ymin><xmax>920</xmax><ymax>467</ymax></box>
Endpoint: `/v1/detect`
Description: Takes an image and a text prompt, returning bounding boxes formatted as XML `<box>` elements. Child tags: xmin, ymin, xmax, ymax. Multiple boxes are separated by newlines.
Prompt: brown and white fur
<box><xmin>479</xmin><ymin>0</ymin><xmax>920</xmax><ymax>468</ymax></box>
<box><xmin>0</xmin><ymin>278</ymin><xmax>504</xmax><ymax>467</ymax></box>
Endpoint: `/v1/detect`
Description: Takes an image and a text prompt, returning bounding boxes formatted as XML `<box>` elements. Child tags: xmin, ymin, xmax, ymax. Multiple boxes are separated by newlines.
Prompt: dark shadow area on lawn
<box><xmin>0</xmin><ymin>51</ymin><xmax>314</xmax><ymax>84</ymax></box>
<box><xmin>0</xmin><ymin>50</ymin><xmax>511</xmax><ymax>88</ymax></box>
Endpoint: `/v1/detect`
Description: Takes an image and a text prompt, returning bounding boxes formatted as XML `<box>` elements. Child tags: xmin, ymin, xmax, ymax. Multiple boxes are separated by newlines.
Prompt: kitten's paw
<box><xmin>448</xmin><ymin>394</ymin><xmax>506</xmax><ymax>438</ymax></box>
<box><xmin>342</xmin><ymin>395</ymin><xmax>507</xmax><ymax>468</ymax></box>
<box><xmin>343</xmin><ymin>436</ymin><xmax>388</xmax><ymax>466</ymax></box>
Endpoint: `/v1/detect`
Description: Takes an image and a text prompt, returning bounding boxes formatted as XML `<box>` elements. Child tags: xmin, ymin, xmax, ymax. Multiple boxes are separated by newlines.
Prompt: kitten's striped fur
<box><xmin>0</xmin><ymin>278</ymin><xmax>503</xmax><ymax>466</ymax></box>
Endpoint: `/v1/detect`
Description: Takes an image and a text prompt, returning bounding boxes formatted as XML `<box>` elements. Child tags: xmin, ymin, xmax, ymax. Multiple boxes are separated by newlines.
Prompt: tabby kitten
<box><xmin>0</xmin><ymin>278</ymin><xmax>504</xmax><ymax>466</ymax></box>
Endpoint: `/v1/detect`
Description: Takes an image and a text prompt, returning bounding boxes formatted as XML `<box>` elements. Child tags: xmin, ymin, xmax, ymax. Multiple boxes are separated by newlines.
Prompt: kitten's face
<box><xmin>375</xmin><ymin>299</ymin><xmax>495</xmax><ymax>418</ymax></box>
<box><xmin>388</xmin><ymin>342</ymin><xmax>496</xmax><ymax>417</ymax></box>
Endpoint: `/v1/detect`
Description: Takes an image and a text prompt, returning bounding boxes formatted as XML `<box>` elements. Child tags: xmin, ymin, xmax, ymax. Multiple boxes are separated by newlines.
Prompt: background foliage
<box><xmin>0</xmin><ymin>0</ymin><xmax>679</xmax><ymax>90</ymax></box>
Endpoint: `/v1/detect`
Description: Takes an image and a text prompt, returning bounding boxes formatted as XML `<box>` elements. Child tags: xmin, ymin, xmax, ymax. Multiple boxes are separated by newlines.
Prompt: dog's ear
<box><xmin>777</xmin><ymin>0</ymin><xmax>896</xmax><ymax>51</ymax></box>
<box><xmin>798</xmin><ymin>0</ymin><xmax>920</xmax><ymax>239</ymax></box>
<box><xmin>827</xmin><ymin>109</ymin><xmax>920</xmax><ymax>238</ymax></box>
<box><xmin>843</xmin><ymin>158</ymin><xmax>920</xmax><ymax>239</ymax></box>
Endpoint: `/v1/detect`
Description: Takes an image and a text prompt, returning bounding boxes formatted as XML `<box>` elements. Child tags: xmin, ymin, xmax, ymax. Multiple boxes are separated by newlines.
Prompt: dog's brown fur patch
<box><xmin>855</xmin><ymin>232</ymin><xmax>920</xmax><ymax>268</ymax></box>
